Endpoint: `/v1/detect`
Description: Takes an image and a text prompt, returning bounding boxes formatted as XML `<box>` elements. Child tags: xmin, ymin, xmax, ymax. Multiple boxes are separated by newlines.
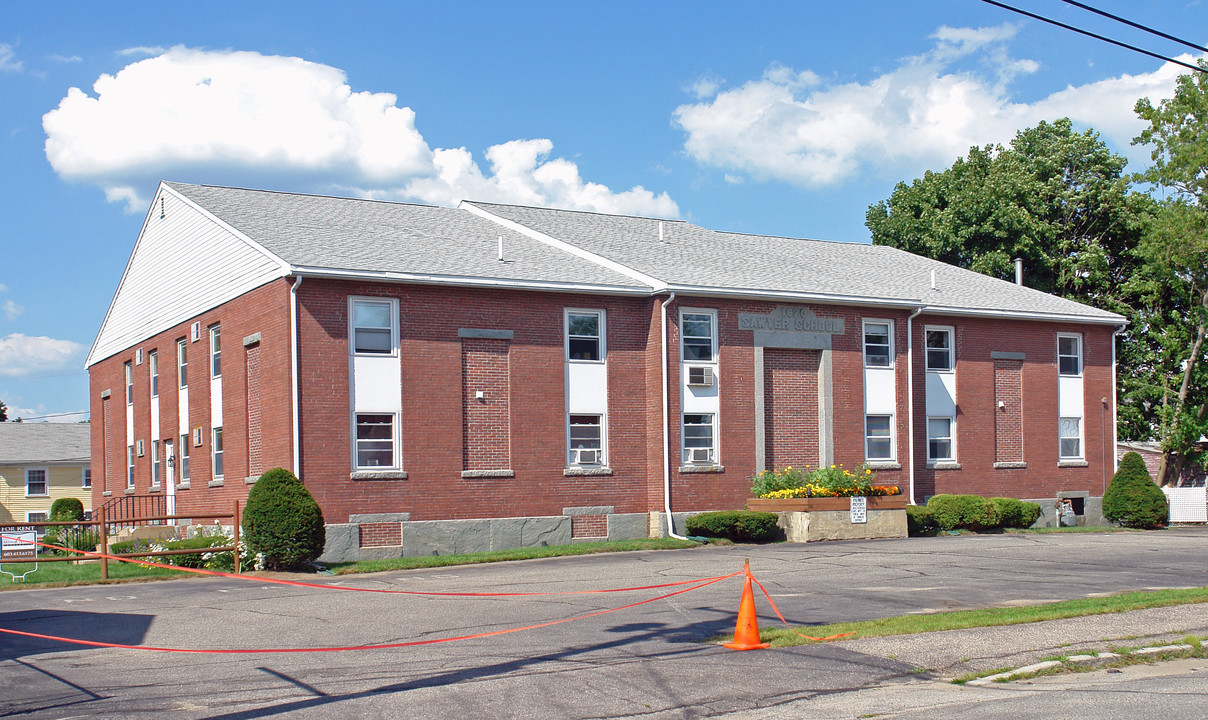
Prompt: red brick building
<box><xmin>87</xmin><ymin>182</ymin><xmax>1124</xmax><ymax>559</ymax></box>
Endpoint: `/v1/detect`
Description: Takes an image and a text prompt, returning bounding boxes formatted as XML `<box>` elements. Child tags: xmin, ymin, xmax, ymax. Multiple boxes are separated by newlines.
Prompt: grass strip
<box><xmin>328</xmin><ymin>538</ymin><xmax>703</xmax><ymax>575</ymax></box>
<box><xmin>1</xmin><ymin>560</ymin><xmax>188</xmax><ymax>590</ymax></box>
<box><xmin>749</xmin><ymin>586</ymin><xmax>1208</xmax><ymax>647</ymax></box>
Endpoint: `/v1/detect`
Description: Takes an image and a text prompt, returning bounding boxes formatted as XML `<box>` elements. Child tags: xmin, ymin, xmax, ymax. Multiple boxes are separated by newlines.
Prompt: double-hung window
<box><xmin>355</xmin><ymin>414</ymin><xmax>395</xmax><ymax>468</ymax></box>
<box><xmin>25</xmin><ymin>468</ymin><xmax>47</xmax><ymax>496</ymax></box>
<box><xmin>179</xmin><ymin>434</ymin><xmax>190</xmax><ymax>481</ymax></box>
<box><xmin>127</xmin><ymin>445</ymin><xmax>135</xmax><ymax>489</ymax></box>
<box><xmin>925</xmin><ymin>327</ymin><xmax>953</xmax><ymax>371</ymax></box>
<box><xmin>152</xmin><ymin>440</ymin><xmax>161</xmax><ymax>485</ymax></box>
<box><xmin>927</xmin><ymin>418</ymin><xmax>953</xmax><ymax>461</ymax></box>
<box><xmin>124</xmin><ymin>361</ymin><xmax>134</xmax><ymax>405</ymax></box>
<box><xmin>210</xmin><ymin>325</ymin><xmax>222</xmax><ymax>378</ymax></box>
<box><xmin>682</xmin><ymin>413</ymin><xmax>716</xmax><ymax>464</ymax></box>
<box><xmin>177</xmin><ymin>339</ymin><xmax>188</xmax><ymax>388</ymax></box>
<box><xmin>149</xmin><ymin>351</ymin><xmax>159</xmax><ymax>397</ymax></box>
<box><xmin>568</xmin><ymin>414</ymin><xmax>603</xmax><ymax>466</ymax></box>
<box><xmin>82</xmin><ymin>468</ymin><xmax>91</xmax><ymax>488</ymax></box>
<box><xmin>212</xmin><ymin>427</ymin><xmax>224</xmax><ymax>478</ymax></box>
<box><xmin>681</xmin><ymin>312</ymin><xmax>715</xmax><ymax>362</ymax></box>
<box><xmin>567</xmin><ymin>311</ymin><xmax>603</xmax><ymax>361</ymax></box>
<box><xmin>1058</xmin><ymin>334</ymin><xmax>1082</xmax><ymax>376</ymax></box>
<box><xmin>351</xmin><ymin>299</ymin><xmax>394</xmax><ymax>354</ymax></box>
<box><xmin>863</xmin><ymin>322</ymin><xmax>892</xmax><ymax>367</ymax></box>
<box><xmin>1059</xmin><ymin>417</ymin><xmax>1082</xmax><ymax>459</ymax></box>
<box><xmin>865</xmin><ymin>415</ymin><xmax>893</xmax><ymax>460</ymax></box>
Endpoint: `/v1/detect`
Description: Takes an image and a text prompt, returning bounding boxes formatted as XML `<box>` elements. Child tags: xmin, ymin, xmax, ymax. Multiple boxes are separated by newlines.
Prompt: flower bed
<box><xmin>747</xmin><ymin>465</ymin><xmax>907</xmax><ymax>542</ymax></box>
<box><xmin>750</xmin><ymin>465</ymin><xmax>902</xmax><ymax>499</ymax></box>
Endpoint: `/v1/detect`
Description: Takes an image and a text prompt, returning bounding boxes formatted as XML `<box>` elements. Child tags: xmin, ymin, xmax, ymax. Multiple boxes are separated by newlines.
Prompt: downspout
<box><xmin>906</xmin><ymin>306</ymin><xmax>924</xmax><ymax>505</ymax></box>
<box><xmin>660</xmin><ymin>292</ymin><xmax>687</xmax><ymax>539</ymax></box>
<box><xmin>1112</xmin><ymin>325</ymin><xmax>1123</xmax><ymax>475</ymax></box>
<box><xmin>290</xmin><ymin>275</ymin><xmax>303</xmax><ymax>476</ymax></box>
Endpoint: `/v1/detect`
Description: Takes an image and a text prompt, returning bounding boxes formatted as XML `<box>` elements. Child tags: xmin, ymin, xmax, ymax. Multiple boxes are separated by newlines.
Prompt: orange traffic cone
<box><xmin>723</xmin><ymin>560</ymin><xmax>770</xmax><ymax>651</ymax></box>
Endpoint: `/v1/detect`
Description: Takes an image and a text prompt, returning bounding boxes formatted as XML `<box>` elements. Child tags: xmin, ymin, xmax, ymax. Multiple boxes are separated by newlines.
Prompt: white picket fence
<box><xmin>1163</xmin><ymin>487</ymin><xmax>1208</xmax><ymax>523</ymax></box>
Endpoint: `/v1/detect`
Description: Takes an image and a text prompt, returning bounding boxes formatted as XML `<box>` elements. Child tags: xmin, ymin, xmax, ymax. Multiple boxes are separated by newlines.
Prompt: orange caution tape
<box><xmin>749</xmin><ymin>573</ymin><xmax>854</xmax><ymax>642</ymax></box>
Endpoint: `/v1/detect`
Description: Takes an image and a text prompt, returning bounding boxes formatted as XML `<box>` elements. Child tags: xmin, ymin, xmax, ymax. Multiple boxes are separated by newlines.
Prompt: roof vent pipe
<box><xmin>498</xmin><ymin>235</ymin><xmax>504</xmax><ymax>262</ymax></box>
<box><xmin>1015</xmin><ymin>257</ymin><xmax>1023</xmax><ymax>285</ymax></box>
<box><xmin>930</xmin><ymin>269</ymin><xmax>936</xmax><ymax>291</ymax></box>
<box><xmin>659</xmin><ymin>221</ymin><xmax>664</xmax><ymax>244</ymax></box>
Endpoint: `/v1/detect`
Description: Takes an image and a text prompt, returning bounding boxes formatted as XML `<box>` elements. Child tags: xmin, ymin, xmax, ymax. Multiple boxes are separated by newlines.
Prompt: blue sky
<box><xmin>1</xmin><ymin>0</ymin><xmax>1205</xmax><ymax>422</ymax></box>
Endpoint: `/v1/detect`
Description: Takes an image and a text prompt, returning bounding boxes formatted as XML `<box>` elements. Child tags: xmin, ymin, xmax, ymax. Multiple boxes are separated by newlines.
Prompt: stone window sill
<box><xmin>994</xmin><ymin>462</ymin><xmax>1027</xmax><ymax>469</ymax></box>
<box><xmin>175</xmin><ymin>482</ymin><xmax>190</xmax><ymax>491</ymax></box>
<box><xmin>926</xmin><ymin>462</ymin><xmax>962</xmax><ymax>471</ymax></box>
<box><xmin>1058</xmin><ymin>459</ymin><xmax>1089</xmax><ymax>468</ymax></box>
<box><xmin>124</xmin><ymin>488</ymin><xmax>136</xmax><ymax>495</ymax></box>
<box><xmin>564</xmin><ymin>467</ymin><xmax>614</xmax><ymax>477</ymax></box>
<box><xmin>351</xmin><ymin>470</ymin><xmax>409</xmax><ymax>480</ymax></box>
<box><xmin>101</xmin><ymin>491</ymin><xmax>113</xmax><ymax>497</ymax></box>
<box><xmin>244</xmin><ymin>476</ymin><xmax>259</xmax><ymax>485</ymax></box>
<box><xmin>679</xmin><ymin>464</ymin><xmax>725</xmax><ymax>474</ymax></box>
<box><xmin>208</xmin><ymin>479</ymin><xmax>225</xmax><ymax>487</ymax></box>
<box><xmin>460</xmin><ymin>469</ymin><xmax>514</xmax><ymax>479</ymax></box>
<box><xmin>148</xmin><ymin>485</ymin><xmax>161</xmax><ymax>492</ymax></box>
<box><xmin>865</xmin><ymin>461</ymin><xmax>902</xmax><ymax>470</ymax></box>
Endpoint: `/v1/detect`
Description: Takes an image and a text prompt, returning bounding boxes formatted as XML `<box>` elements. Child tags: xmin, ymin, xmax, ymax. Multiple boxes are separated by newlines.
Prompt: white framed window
<box><xmin>865</xmin><ymin>415</ymin><xmax>894</xmax><ymax>460</ymax></box>
<box><xmin>177</xmin><ymin>339</ymin><xmax>188</xmax><ymax>388</ymax></box>
<box><xmin>927</xmin><ymin>417</ymin><xmax>954</xmax><ymax>461</ymax></box>
<box><xmin>25</xmin><ymin>468</ymin><xmax>48</xmax><ymax>496</ymax></box>
<box><xmin>149</xmin><ymin>350</ymin><xmax>159</xmax><ymax>398</ymax></box>
<box><xmin>925</xmin><ymin>326</ymin><xmax>954</xmax><ymax>372</ymax></box>
<box><xmin>212</xmin><ymin>427</ymin><xmax>224</xmax><ymax>478</ymax></box>
<box><xmin>127</xmin><ymin>445</ymin><xmax>135</xmax><ymax>489</ymax></box>
<box><xmin>152</xmin><ymin>440</ymin><xmax>161</xmax><ymax>485</ymax></box>
<box><xmin>82</xmin><ymin>468</ymin><xmax>91</xmax><ymax>488</ymax></box>
<box><xmin>27</xmin><ymin>511</ymin><xmax>48</xmax><ymax>524</ymax></box>
<box><xmin>681</xmin><ymin>310</ymin><xmax>717</xmax><ymax>363</ymax></box>
<box><xmin>566</xmin><ymin>310</ymin><xmax>604</xmax><ymax>362</ymax></box>
<box><xmin>1059</xmin><ymin>417</ymin><xmax>1082</xmax><ymax>458</ymax></box>
<box><xmin>1058</xmin><ymin>334</ymin><xmax>1082</xmax><ymax>376</ymax></box>
<box><xmin>682</xmin><ymin>413</ymin><xmax>716</xmax><ymax>464</ymax></box>
<box><xmin>355</xmin><ymin>413</ymin><xmax>396</xmax><ymax>468</ymax></box>
<box><xmin>568</xmin><ymin>414</ymin><xmax>604</xmax><ymax>466</ymax></box>
<box><xmin>209</xmin><ymin>325</ymin><xmax>222</xmax><ymax>378</ymax></box>
<box><xmin>863</xmin><ymin>320</ymin><xmax>893</xmax><ymax>368</ymax></box>
<box><xmin>350</xmin><ymin>298</ymin><xmax>396</xmax><ymax>355</ymax></box>
<box><xmin>179</xmin><ymin>433</ymin><xmax>190</xmax><ymax>481</ymax></box>
<box><xmin>124</xmin><ymin>361</ymin><xmax>133</xmax><ymax>405</ymax></box>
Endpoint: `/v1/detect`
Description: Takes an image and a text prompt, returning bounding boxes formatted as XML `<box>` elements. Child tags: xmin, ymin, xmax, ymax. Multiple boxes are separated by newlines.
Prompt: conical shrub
<box><xmin>242</xmin><ymin>467</ymin><xmax>325</xmax><ymax>570</ymax></box>
<box><xmin>1102</xmin><ymin>452</ymin><xmax>1168</xmax><ymax>529</ymax></box>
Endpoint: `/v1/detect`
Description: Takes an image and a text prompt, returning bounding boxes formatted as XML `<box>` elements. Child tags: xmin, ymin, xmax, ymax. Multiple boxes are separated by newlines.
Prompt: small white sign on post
<box><xmin>849</xmin><ymin>497</ymin><xmax>868</xmax><ymax>524</ymax></box>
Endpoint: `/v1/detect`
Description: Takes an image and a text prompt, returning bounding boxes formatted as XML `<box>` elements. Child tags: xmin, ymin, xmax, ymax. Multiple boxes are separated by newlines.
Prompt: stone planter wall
<box><xmin>746</xmin><ymin>496</ymin><xmax>908</xmax><ymax>542</ymax></box>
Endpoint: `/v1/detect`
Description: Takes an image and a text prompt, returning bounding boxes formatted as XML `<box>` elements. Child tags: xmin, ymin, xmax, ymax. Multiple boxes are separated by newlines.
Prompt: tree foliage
<box><xmin>0</xmin><ymin>399</ymin><xmax>7</xmax><ymax>422</ymax></box>
<box><xmin>1102</xmin><ymin>451</ymin><xmax>1168</xmax><ymax>529</ymax></box>
<box><xmin>242</xmin><ymin>467</ymin><xmax>325</xmax><ymax>571</ymax></box>
<box><xmin>867</xmin><ymin>118</ymin><xmax>1149</xmax><ymax>310</ymax></box>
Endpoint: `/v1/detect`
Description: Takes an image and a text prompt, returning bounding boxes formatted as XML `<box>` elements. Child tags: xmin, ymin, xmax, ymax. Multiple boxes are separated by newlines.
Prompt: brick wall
<box><xmin>764</xmin><ymin>348</ymin><xmax>820</xmax><ymax>470</ymax></box>
<box><xmin>461</xmin><ymin>338</ymin><xmax>511</xmax><ymax>471</ymax></box>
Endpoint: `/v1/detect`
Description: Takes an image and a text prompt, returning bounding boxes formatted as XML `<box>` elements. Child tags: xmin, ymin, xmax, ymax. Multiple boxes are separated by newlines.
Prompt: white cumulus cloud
<box><xmin>0</xmin><ymin>334</ymin><xmax>84</xmax><ymax>377</ymax></box>
<box><xmin>0</xmin><ymin>43</ymin><xmax>22</xmax><ymax>73</ymax></box>
<box><xmin>2</xmin><ymin>300</ymin><xmax>22</xmax><ymax>321</ymax></box>
<box><xmin>43</xmin><ymin>47</ymin><xmax>677</xmax><ymax>218</ymax></box>
<box><xmin>674</xmin><ymin>25</ymin><xmax>1196</xmax><ymax>188</ymax></box>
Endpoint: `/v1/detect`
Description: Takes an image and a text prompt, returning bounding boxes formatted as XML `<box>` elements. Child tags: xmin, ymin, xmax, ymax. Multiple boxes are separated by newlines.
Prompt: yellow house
<box><xmin>0</xmin><ymin>423</ymin><xmax>92</xmax><ymax>523</ymax></box>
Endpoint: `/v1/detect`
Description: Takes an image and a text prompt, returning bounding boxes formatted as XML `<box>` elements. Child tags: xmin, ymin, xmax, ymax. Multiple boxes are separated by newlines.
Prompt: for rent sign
<box><xmin>0</xmin><ymin>527</ymin><xmax>37</xmax><ymax>559</ymax></box>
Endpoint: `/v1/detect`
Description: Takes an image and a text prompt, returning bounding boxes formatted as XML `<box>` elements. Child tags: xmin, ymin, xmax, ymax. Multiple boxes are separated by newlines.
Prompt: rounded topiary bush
<box><xmin>685</xmin><ymin>511</ymin><xmax>781</xmax><ymax>543</ymax></box>
<box><xmin>1103</xmin><ymin>451</ymin><xmax>1168</xmax><ymax>529</ymax></box>
<box><xmin>49</xmin><ymin>497</ymin><xmax>85</xmax><ymax>521</ymax></box>
<box><xmin>906</xmin><ymin>505</ymin><xmax>938</xmax><ymax>536</ymax></box>
<box><xmin>242</xmin><ymin>467</ymin><xmax>325</xmax><ymax>570</ymax></box>
<box><xmin>991</xmin><ymin>497</ymin><xmax>1042</xmax><ymax>529</ymax></box>
<box><xmin>926</xmin><ymin>494</ymin><xmax>1001</xmax><ymax>531</ymax></box>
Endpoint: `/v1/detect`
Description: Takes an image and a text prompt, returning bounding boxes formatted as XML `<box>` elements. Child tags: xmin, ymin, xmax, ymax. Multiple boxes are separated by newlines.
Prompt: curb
<box><xmin>964</xmin><ymin>644</ymin><xmax>1196</xmax><ymax>685</ymax></box>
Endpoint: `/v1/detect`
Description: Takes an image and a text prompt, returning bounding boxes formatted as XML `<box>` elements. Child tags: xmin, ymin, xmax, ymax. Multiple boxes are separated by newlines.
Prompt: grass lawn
<box><xmin>741</xmin><ymin>586</ymin><xmax>1208</xmax><ymax>647</ymax></box>
<box><xmin>0</xmin><ymin>558</ymin><xmax>188</xmax><ymax>589</ymax></box>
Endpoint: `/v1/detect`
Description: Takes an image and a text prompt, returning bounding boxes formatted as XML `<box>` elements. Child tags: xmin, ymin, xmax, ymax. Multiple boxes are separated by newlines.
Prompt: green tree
<box><xmin>242</xmin><ymin>467</ymin><xmax>325</xmax><ymax>571</ymax></box>
<box><xmin>1131</xmin><ymin>61</ymin><xmax>1208</xmax><ymax>485</ymax></box>
<box><xmin>1102</xmin><ymin>451</ymin><xmax>1168</xmax><ymax>528</ymax></box>
<box><xmin>867</xmin><ymin>118</ymin><xmax>1149</xmax><ymax>308</ymax></box>
<box><xmin>0</xmin><ymin>399</ymin><xmax>6</xmax><ymax>422</ymax></box>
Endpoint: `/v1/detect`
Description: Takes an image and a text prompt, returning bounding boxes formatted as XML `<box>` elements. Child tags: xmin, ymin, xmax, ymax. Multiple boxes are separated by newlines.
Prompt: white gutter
<box><xmin>290</xmin><ymin>265</ymin><xmax>651</xmax><ymax>297</ymax></box>
<box><xmin>905</xmin><ymin>306</ymin><xmax>924</xmax><ymax>505</ymax></box>
<box><xmin>660</xmin><ymin>292</ymin><xmax>687</xmax><ymax>539</ymax></box>
<box><xmin>290</xmin><ymin>275</ymin><xmax>303</xmax><ymax>476</ymax></box>
<box><xmin>662</xmin><ymin>284</ymin><xmax>923</xmax><ymax>309</ymax></box>
<box><xmin>917</xmin><ymin>306</ymin><xmax>1126</xmax><ymax>326</ymax></box>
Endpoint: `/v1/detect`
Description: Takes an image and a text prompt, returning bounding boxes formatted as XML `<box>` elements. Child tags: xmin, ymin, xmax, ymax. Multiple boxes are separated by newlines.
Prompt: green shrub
<box><xmin>906</xmin><ymin>505</ymin><xmax>938</xmax><ymax>536</ymax></box>
<box><xmin>110</xmin><ymin>535</ymin><xmax>234</xmax><ymax>569</ymax></box>
<box><xmin>750</xmin><ymin>467</ymin><xmax>811</xmax><ymax>497</ymax></box>
<box><xmin>242</xmin><ymin>467</ymin><xmax>326</xmax><ymax>570</ymax></box>
<box><xmin>1103</xmin><ymin>452</ymin><xmax>1168</xmax><ymax>529</ymax></box>
<box><xmin>49</xmin><ymin>497</ymin><xmax>85</xmax><ymax>521</ymax></box>
<box><xmin>926</xmin><ymin>494</ymin><xmax>1001</xmax><ymax>531</ymax></box>
<box><xmin>685</xmin><ymin>511</ymin><xmax>781</xmax><ymax>543</ymax></box>
<box><xmin>991</xmin><ymin>497</ymin><xmax>1042</xmax><ymax>529</ymax></box>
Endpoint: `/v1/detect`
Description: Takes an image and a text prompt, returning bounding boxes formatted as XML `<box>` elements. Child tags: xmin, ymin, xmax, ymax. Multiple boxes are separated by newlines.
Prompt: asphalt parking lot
<box><xmin>2</xmin><ymin>529</ymin><xmax>1207</xmax><ymax>719</ymax></box>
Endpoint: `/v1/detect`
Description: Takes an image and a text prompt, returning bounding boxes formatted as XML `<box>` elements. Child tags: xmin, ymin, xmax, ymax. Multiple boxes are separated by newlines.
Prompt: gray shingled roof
<box><xmin>166</xmin><ymin>183</ymin><xmax>647</xmax><ymax>291</ymax></box>
<box><xmin>0</xmin><ymin>423</ymin><xmax>91</xmax><ymax>464</ymax></box>
<box><xmin>466</xmin><ymin>202</ymin><xmax>1124</xmax><ymax>322</ymax></box>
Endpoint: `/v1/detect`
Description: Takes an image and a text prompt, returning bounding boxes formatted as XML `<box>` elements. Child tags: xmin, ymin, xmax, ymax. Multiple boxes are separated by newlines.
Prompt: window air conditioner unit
<box><xmin>689</xmin><ymin>448</ymin><xmax>712</xmax><ymax>463</ymax></box>
<box><xmin>687</xmin><ymin>366</ymin><xmax>714</xmax><ymax>387</ymax></box>
<box><xmin>572</xmin><ymin>449</ymin><xmax>600</xmax><ymax>465</ymax></box>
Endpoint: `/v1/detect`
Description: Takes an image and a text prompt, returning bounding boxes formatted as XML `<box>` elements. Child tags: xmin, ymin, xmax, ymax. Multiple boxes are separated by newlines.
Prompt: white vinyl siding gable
<box><xmin>86</xmin><ymin>184</ymin><xmax>289</xmax><ymax>367</ymax></box>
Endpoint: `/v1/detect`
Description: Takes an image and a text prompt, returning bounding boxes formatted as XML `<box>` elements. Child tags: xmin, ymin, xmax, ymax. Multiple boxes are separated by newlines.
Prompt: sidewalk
<box><xmin>830</xmin><ymin>603</ymin><xmax>1208</xmax><ymax>679</ymax></box>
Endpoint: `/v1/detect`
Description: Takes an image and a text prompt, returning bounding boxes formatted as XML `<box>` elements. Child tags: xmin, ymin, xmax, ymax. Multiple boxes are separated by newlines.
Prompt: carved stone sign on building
<box><xmin>739</xmin><ymin>306</ymin><xmax>844</xmax><ymax>335</ymax></box>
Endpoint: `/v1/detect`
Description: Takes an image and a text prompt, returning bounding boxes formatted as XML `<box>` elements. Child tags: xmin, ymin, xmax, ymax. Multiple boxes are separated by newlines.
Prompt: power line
<box><xmin>978</xmin><ymin>0</ymin><xmax>1206</xmax><ymax>74</ymax></box>
<box><xmin>1061</xmin><ymin>0</ymin><xmax>1208</xmax><ymax>55</ymax></box>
